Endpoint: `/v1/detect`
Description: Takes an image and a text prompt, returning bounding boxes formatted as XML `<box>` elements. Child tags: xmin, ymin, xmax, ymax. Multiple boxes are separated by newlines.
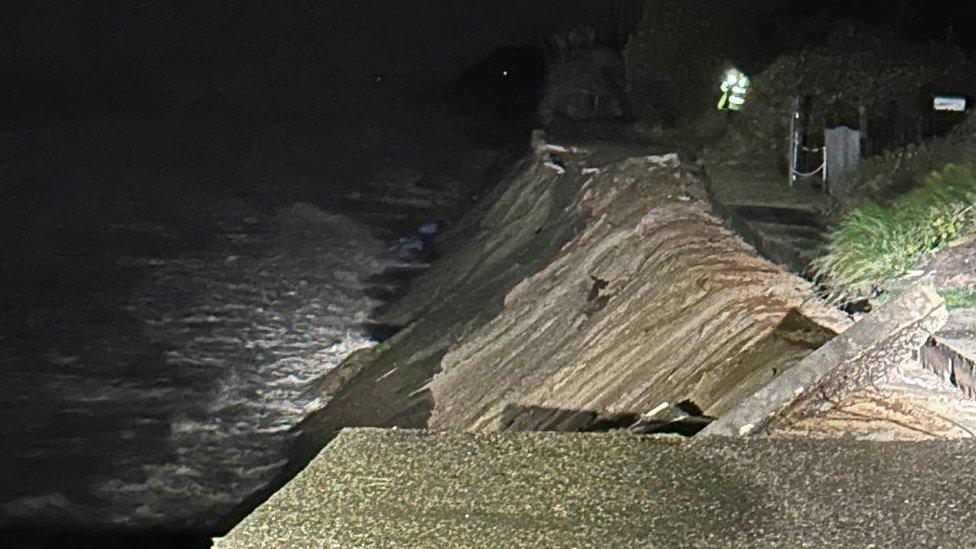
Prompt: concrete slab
<box><xmin>216</xmin><ymin>428</ymin><xmax>976</xmax><ymax>548</ymax></box>
<box><xmin>936</xmin><ymin>337</ymin><xmax>976</xmax><ymax>362</ymax></box>
<box><xmin>942</xmin><ymin>308</ymin><xmax>976</xmax><ymax>336</ymax></box>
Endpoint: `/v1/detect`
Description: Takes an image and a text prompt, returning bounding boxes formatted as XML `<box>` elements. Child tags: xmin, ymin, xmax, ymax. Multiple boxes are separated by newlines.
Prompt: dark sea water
<box><xmin>2</xmin><ymin>201</ymin><xmax>389</xmax><ymax>527</ymax></box>
<box><xmin>0</xmin><ymin>109</ymin><xmax>457</xmax><ymax>540</ymax></box>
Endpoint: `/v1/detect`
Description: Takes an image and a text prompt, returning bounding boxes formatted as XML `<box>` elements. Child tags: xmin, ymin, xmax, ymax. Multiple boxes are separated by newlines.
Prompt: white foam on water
<box><xmin>77</xmin><ymin>202</ymin><xmax>398</xmax><ymax>529</ymax></box>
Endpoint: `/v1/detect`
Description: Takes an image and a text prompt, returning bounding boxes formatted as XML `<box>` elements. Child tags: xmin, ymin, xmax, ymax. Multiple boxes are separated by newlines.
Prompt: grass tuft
<box><xmin>813</xmin><ymin>162</ymin><xmax>976</xmax><ymax>303</ymax></box>
<box><xmin>942</xmin><ymin>287</ymin><xmax>976</xmax><ymax>310</ymax></box>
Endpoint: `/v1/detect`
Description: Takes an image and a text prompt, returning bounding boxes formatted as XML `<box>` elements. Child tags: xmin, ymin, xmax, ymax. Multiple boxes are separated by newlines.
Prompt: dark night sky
<box><xmin>0</xmin><ymin>1</ymin><xmax>639</xmax><ymax>118</ymax></box>
<box><xmin>3</xmin><ymin>1</ymin><xmax>976</xmax><ymax>120</ymax></box>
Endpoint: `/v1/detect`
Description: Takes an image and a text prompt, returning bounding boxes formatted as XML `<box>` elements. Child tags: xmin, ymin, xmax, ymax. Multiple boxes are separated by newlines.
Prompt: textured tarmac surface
<box><xmin>217</xmin><ymin>428</ymin><xmax>976</xmax><ymax>548</ymax></box>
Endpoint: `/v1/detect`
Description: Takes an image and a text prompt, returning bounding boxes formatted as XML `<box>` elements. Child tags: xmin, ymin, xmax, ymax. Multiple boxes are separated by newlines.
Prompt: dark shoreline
<box><xmin>0</xmin><ymin>524</ymin><xmax>214</xmax><ymax>549</ymax></box>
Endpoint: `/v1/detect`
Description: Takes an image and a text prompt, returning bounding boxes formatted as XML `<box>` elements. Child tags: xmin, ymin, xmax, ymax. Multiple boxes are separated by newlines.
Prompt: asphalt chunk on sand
<box><xmin>217</xmin><ymin>428</ymin><xmax>976</xmax><ymax>548</ymax></box>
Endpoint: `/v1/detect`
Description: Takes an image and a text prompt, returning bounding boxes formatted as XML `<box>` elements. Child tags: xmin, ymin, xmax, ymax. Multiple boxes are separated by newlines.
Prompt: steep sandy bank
<box><xmin>300</xmin><ymin>138</ymin><xmax>846</xmax><ymax>441</ymax></box>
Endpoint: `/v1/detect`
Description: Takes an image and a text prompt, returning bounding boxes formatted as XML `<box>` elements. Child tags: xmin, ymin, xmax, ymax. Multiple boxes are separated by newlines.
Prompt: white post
<box><xmin>822</xmin><ymin>139</ymin><xmax>828</xmax><ymax>193</ymax></box>
<box><xmin>788</xmin><ymin>97</ymin><xmax>800</xmax><ymax>188</ymax></box>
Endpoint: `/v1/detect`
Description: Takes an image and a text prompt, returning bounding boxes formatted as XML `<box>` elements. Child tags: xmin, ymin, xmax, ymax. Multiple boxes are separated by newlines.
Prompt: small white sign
<box><xmin>934</xmin><ymin>95</ymin><xmax>967</xmax><ymax>112</ymax></box>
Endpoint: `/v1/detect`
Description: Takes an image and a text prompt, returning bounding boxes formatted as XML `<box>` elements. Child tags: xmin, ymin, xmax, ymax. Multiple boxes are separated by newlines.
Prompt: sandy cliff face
<box><xmin>426</xmin><ymin>150</ymin><xmax>846</xmax><ymax>432</ymax></box>
<box><xmin>260</xmin><ymin>139</ymin><xmax>851</xmax><ymax>531</ymax></box>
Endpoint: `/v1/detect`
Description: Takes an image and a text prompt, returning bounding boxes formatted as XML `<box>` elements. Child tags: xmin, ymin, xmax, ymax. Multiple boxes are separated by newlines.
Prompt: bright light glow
<box><xmin>718</xmin><ymin>67</ymin><xmax>750</xmax><ymax>111</ymax></box>
<box><xmin>723</xmin><ymin>69</ymin><xmax>742</xmax><ymax>84</ymax></box>
<box><xmin>934</xmin><ymin>95</ymin><xmax>967</xmax><ymax>112</ymax></box>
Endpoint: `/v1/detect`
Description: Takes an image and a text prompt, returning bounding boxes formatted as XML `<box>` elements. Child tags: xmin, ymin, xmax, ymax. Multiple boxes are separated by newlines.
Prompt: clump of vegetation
<box><xmin>813</xmin><ymin>162</ymin><xmax>976</xmax><ymax>303</ymax></box>
<box><xmin>942</xmin><ymin>287</ymin><xmax>976</xmax><ymax>310</ymax></box>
